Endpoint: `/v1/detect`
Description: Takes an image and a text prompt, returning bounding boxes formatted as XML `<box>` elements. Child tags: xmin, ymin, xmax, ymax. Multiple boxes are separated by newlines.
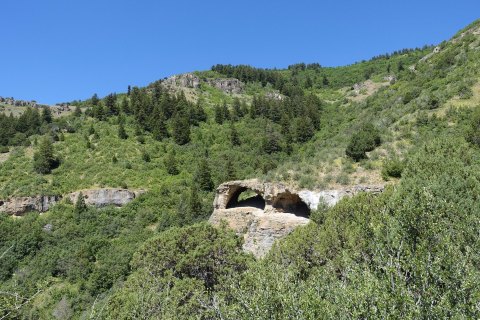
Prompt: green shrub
<box><xmin>381</xmin><ymin>159</ymin><xmax>405</xmax><ymax>180</ymax></box>
<box><xmin>0</xmin><ymin>145</ymin><xmax>8</xmax><ymax>153</ymax></box>
<box><xmin>346</xmin><ymin>124</ymin><xmax>381</xmax><ymax>161</ymax></box>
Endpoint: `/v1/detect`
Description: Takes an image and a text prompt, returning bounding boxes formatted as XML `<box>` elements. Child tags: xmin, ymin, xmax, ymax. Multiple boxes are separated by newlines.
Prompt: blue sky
<box><xmin>1</xmin><ymin>0</ymin><xmax>479</xmax><ymax>104</ymax></box>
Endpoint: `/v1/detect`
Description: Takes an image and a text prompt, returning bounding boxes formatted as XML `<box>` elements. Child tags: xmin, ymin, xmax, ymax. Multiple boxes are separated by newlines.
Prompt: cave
<box><xmin>226</xmin><ymin>187</ymin><xmax>266</xmax><ymax>210</ymax></box>
<box><xmin>272</xmin><ymin>192</ymin><xmax>311</xmax><ymax>218</ymax></box>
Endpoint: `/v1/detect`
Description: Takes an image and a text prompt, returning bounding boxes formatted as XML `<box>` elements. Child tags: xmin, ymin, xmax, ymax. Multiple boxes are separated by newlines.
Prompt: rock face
<box><xmin>0</xmin><ymin>188</ymin><xmax>144</xmax><ymax>216</ymax></box>
<box><xmin>206</xmin><ymin>78</ymin><xmax>244</xmax><ymax>94</ymax></box>
<box><xmin>162</xmin><ymin>73</ymin><xmax>201</xmax><ymax>89</ymax></box>
<box><xmin>209</xmin><ymin>179</ymin><xmax>384</xmax><ymax>258</ymax></box>
<box><xmin>68</xmin><ymin>189</ymin><xmax>143</xmax><ymax>208</ymax></box>
<box><xmin>161</xmin><ymin>73</ymin><xmax>244</xmax><ymax>94</ymax></box>
<box><xmin>0</xmin><ymin>195</ymin><xmax>60</xmax><ymax>216</ymax></box>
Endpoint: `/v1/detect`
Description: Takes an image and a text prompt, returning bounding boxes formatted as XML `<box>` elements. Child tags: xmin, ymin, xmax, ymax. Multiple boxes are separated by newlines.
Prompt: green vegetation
<box><xmin>1</xmin><ymin>19</ymin><xmax>480</xmax><ymax>319</ymax></box>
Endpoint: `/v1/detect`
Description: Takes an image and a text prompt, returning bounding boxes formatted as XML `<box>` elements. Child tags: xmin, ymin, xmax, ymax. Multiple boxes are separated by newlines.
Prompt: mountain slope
<box><xmin>1</xmin><ymin>19</ymin><xmax>480</xmax><ymax>319</ymax></box>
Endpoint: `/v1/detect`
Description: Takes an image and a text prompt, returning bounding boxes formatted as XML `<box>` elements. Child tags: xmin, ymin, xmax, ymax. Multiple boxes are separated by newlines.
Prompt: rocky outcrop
<box><xmin>209</xmin><ymin>179</ymin><xmax>384</xmax><ymax>258</ymax></box>
<box><xmin>161</xmin><ymin>73</ymin><xmax>244</xmax><ymax>94</ymax></box>
<box><xmin>298</xmin><ymin>185</ymin><xmax>384</xmax><ymax>210</ymax></box>
<box><xmin>67</xmin><ymin>189</ymin><xmax>143</xmax><ymax>208</ymax></box>
<box><xmin>0</xmin><ymin>188</ymin><xmax>144</xmax><ymax>216</ymax></box>
<box><xmin>162</xmin><ymin>73</ymin><xmax>201</xmax><ymax>89</ymax></box>
<box><xmin>206</xmin><ymin>78</ymin><xmax>244</xmax><ymax>94</ymax></box>
<box><xmin>0</xmin><ymin>195</ymin><xmax>60</xmax><ymax>216</ymax></box>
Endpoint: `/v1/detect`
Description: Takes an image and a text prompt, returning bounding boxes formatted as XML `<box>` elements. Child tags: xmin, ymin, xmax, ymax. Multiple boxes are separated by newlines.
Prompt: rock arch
<box><xmin>209</xmin><ymin>179</ymin><xmax>312</xmax><ymax>257</ymax></box>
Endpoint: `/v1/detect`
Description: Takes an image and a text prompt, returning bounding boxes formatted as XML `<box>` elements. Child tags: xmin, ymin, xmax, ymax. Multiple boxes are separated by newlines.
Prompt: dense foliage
<box><xmin>1</xmin><ymin>19</ymin><xmax>480</xmax><ymax>319</ymax></box>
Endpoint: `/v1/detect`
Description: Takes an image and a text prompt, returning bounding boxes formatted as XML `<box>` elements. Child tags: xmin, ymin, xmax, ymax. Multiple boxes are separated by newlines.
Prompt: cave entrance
<box><xmin>226</xmin><ymin>187</ymin><xmax>266</xmax><ymax>210</ymax></box>
<box><xmin>272</xmin><ymin>192</ymin><xmax>310</xmax><ymax>218</ymax></box>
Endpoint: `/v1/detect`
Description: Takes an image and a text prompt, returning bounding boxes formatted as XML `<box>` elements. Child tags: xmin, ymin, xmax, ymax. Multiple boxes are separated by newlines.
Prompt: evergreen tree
<box><xmin>165</xmin><ymin>150</ymin><xmax>179</xmax><ymax>175</ymax></box>
<box><xmin>105</xmin><ymin>93</ymin><xmax>118</xmax><ymax>116</ymax></box>
<box><xmin>195</xmin><ymin>157</ymin><xmax>214</xmax><ymax>191</ymax></box>
<box><xmin>232</xmin><ymin>97</ymin><xmax>244</xmax><ymax>120</ymax></box>
<box><xmin>214</xmin><ymin>104</ymin><xmax>224</xmax><ymax>124</ymax></box>
<box><xmin>33</xmin><ymin>137</ymin><xmax>58</xmax><ymax>174</ymax></box>
<box><xmin>262</xmin><ymin>126</ymin><xmax>282</xmax><ymax>154</ymax></box>
<box><xmin>118</xmin><ymin>123</ymin><xmax>128</xmax><ymax>139</ymax></box>
<box><xmin>74</xmin><ymin>192</ymin><xmax>87</xmax><ymax>214</ymax></box>
<box><xmin>230</xmin><ymin>123</ymin><xmax>241</xmax><ymax>146</ymax></box>
<box><xmin>172</xmin><ymin>113</ymin><xmax>190</xmax><ymax>145</ymax></box>
<box><xmin>185</xmin><ymin>184</ymin><xmax>202</xmax><ymax>223</ymax></box>
<box><xmin>224</xmin><ymin>155</ymin><xmax>237</xmax><ymax>181</ymax></box>
<box><xmin>294</xmin><ymin>116</ymin><xmax>315</xmax><ymax>143</ymax></box>
<box><xmin>74</xmin><ymin>106</ymin><xmax>82</xmax><ymax>117</ymax></box>
<box><xmin>91</xmin><ymin>93</ymin><xmax>100</xmax><ymax>106</ymax></box>
<box><xmin>41</xmin><ymin>107</ymin><xmax>53</xmax><ymax>124</ymax></box>
<box><xmin>322</xmin><ymin>75</ymin><xmax>329</xmax><ymax>86</ymax></box>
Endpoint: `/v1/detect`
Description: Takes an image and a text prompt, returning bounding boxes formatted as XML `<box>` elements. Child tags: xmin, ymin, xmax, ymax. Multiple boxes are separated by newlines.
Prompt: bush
<box><xmin>0</xmin><ymin>145</ymin><xmax>8</xmax><ymax>153</ymax></box>
<box><xmin>346</xmin><ymin>124</ymin><xmax>381</xmax><ymax>161</ymax></box>
<box><xmin>381</xmin><ymin>159</ymin><xmax>405</xmax><ymax>180</ymax></box>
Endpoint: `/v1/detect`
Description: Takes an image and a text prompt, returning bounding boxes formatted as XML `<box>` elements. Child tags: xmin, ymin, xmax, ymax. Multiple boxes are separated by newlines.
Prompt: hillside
<box><xmin>1</xmin><ymin>20</ymin><xmax>480</xmax><ymax>319</ymax></box>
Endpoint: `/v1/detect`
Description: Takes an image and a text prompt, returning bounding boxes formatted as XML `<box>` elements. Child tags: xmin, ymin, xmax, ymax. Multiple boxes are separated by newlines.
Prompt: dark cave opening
<box><xmin>226</xmin><ymin>187</ymin><xmax>266</xmax><ymax>210</ymax></box>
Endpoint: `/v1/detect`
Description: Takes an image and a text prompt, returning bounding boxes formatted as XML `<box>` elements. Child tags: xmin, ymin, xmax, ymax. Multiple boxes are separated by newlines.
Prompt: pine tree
<box><xmin>41</xmin><ymin>107</ymin><xmax>53</xmax><ymax>124</ymax></box>
<box><xmin>164</xmin><ymin>150</ymin><xmax>179</xmax><ymax>175</ymax></box>
<box><xmin>118</xmin><ymin>123</ymin><xmax>128</xmax><ymax>139</ymax></box>
<box><xmin>224</xmin><ymin>156</ymin><xmax>237</xmax><ymax>181</ymax></box>
<box><xmin>91</xmin><ymin>93</ymin><xmax>100</xmax><ymax>106</ymax></box>
<box><xmin>152</xmin><ymin>109</ymin><xmax>169</xmax><ymax>141</ymax></box>
<box><xmin>33</xmin><ymin>137</ymin><xmax>58</xmax><ymax>174</ymax></box>
<box><xmin>74</xmin><ymin>192</ymin><xmax>87</xmax><ymax>214</ymax></box>
<box><xmin>172</xmin><ymin>113</ymin><xmax>190</xmax><ymax>145</ymax></box>
<box><xmin>232</xmin><ymin>97</ymin><xmax>244</xmax><ymax>120</ymax></box>
<box><xmin>195</xmin><ymin>157</ymin><xmax>214</xmax><ymax>191</ymax></box>
<box><xmin>214</xmin><ymin>104</ymin><xmax>224</xmax><ymax>124</ymax></box>
<box><xmin>294</xmin><ymin>116</ymin><xmax>315</xmax><ymax>143</ymax></box>
<box><xmin>185</xmin><ymin>184</ymin><xmax>202</xmax><ymax>223</ymax></box>
<box><xmin>74</xmin><ymin>106</ymin><xmax>82</xmax><ymax>117</ymax></box>
<box><xmin>230</xmin><ymin>123</ymin><xmax>241</xmax><ymax>146</ymax></box>
<box><xmin>262</xmin><ymin>127</ymin><xmax>282</xmax><ymax>154</ymax></box>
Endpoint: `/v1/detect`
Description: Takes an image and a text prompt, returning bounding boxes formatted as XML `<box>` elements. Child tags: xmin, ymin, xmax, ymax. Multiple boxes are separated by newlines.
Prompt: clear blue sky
<box><xmin>1</xmin><ymin>0</ymin><xmax>479</xmax><ymax>104</ymax></box>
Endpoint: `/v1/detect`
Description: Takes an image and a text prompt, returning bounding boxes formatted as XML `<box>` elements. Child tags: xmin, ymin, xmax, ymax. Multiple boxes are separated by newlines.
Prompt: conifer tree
<box><xmin>172</xmin><ymin>113</ymin><xmax>190</xmax><ymax>145</ymax></box>
<box><xmin>185</xmin><ymin>184</ymin><xmax>202</xmax><ymax>223</ymax></box>
<box><xmin>74</xmin><ymin>192</ymin><xmax>87</xmax><ymax>214</ymax></box>
<box><xmin>164</xmin><ymin>150</ymin><xmax>179</xmax><ymax>175</ymax></box>
<box><xmin>33</xmin><ymin>137</ymin><xmax>58</xmax><ymax>174</ymax></box>
<box><xmin>74</xmin><ymin>106</ymin><xmax>82</xmax><ymax>117</ymax></box>
<box><xmin>41</xmin><ymin>107</ymin><xmax>53</xmax><ymax>124</ymax></box>
<box><xmin>118</xmin><ymin>123</ymin><xmax>128</xmax><ymax>139</ymax></box>
<box><xmin>214</xmin><ymin>104</ymin><xmax>224</xmax><ymax>124</ymax></box>
<box><xmin>195</xmin><ymin>157</ymin><xmax>214</xmax><ymax>191</ymax></box>
<box><xmin>230</xmin><ymin>122</ymin><xmax>241</xmax><ymax>146</ymax></box>
<box><xmin>224</xmin><ymin>155</ymin><xmax>237</xmax><ymax>181</ymax></box>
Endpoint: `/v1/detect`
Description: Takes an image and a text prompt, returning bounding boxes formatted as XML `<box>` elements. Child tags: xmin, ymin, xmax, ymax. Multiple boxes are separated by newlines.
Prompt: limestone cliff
<box><xmin>0</xmin><ymin>188</ymin><xmax>144</xmax><ymax>216</ymax></box>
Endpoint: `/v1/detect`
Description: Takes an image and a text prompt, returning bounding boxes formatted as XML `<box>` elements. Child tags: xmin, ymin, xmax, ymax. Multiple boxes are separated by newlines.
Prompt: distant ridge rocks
<box><xmin>0</xmin><ymin>188</ymin><xmax>145</xmax><ymax>216</ymax></box>
<box><xmin>209</xmin><ymin>179</ymin><xmax>385</xmax><ymax>257</ymax></box>
<box><xmin>161</xmin><ymin>73</ymin><xmax>244</xmax><ymax>94</ymax></box>
<box><xmin>0</xmin><ymin>96</ymin><xmax>45</xmax><ymax>108</ymax></box>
